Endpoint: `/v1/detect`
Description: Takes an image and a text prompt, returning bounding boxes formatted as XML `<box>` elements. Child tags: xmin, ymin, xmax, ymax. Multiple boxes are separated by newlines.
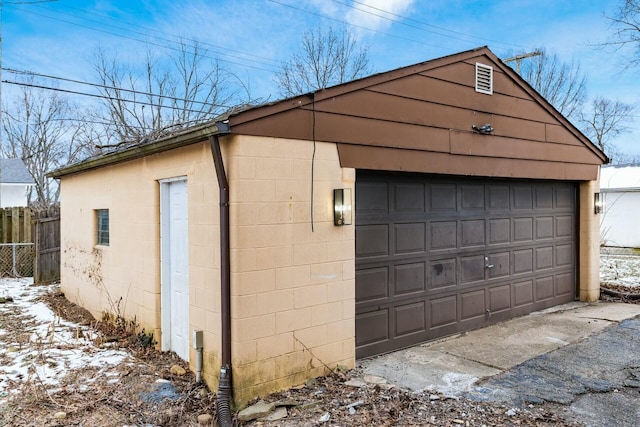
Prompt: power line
<box><xmin>344</xmin><ymin>0</ymin><xmax>524</xmax><ymax>49</ymax></box>
<box><xmin>4</xmin><ymin>68</ymin><xmax>231</xmax><ymax>109</ymax></box>
<box><xmin>15</xmin><ymin>8</ymin><xmax>279</xmax><ymax>74</ymax></box>
<box><xmin>32</xmin><ymin>3</ymin><xmax>281</xmax><ymax>69</ymax></box>
<box><xmin>2</xmin><ymin>79</ymin><xmax>228</xmax><ymax>115</ymax></box>
<box><xmin>267</xmin><ymin>0</ymin><xmax>450</xmax><ymax>52</ymax></box>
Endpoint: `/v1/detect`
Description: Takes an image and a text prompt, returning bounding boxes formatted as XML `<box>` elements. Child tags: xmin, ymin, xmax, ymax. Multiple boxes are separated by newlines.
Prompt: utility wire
<box><xmin>15</xmin><ymin>8</ymin><xmax>279</xmax><ymax>74</ymax></box>
<box><xmin>267</xmin><ymin>0</ymin><xmax>449</xmax><ymax>52</ymax></box>
<box><xmin>2</xmin><ymin>80</ymin><xmax>226</xmax><ymax>115</ymax></box>
<box><xmin>29</xmin><ymin>2</ymin><xmax>281</xmax><ymax>69</ymax></box>
<box><xmin>4</xmin><ymin>68</ymin><xmax>232</xmax><ymax>109</ymax></box>
<box><xmin>343</xmin><ymin>0</ymin><xmax>524</xmax><ymax>49</ymax></box>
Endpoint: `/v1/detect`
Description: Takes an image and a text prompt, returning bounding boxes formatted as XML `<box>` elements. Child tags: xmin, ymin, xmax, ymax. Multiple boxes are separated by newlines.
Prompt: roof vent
<box><xmin>475</xmin><ymin>63</ymin><xmax>493</xmax><ymax>95</ymax></box>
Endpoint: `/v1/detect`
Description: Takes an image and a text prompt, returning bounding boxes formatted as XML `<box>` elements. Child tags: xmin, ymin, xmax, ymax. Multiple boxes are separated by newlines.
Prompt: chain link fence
<box><xmin>0</xmin><ymin>243</ymin><xmax>34</xmax><ymax>278</ymax></box>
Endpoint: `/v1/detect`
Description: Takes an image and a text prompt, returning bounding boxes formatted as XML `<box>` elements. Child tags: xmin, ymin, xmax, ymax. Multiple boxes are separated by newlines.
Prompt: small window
<box><xmin>475</xmin><ymin>63</ymin><xmax>493</xmax><ymax>95</ymax></box>
<box><xmin>96</xmin><ymin>209</ymin><xmax>109</xmax><ymax>246</ymax></box>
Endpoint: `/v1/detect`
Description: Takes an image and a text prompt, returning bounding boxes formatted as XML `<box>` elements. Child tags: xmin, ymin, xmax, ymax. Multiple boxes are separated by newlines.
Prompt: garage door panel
<box><xmin>357</xmin><ymin>182</ymin><xmax>389</xmax><ymax>213</ymax></box>
<box><xmin>460</xmin><ymin>255</ymin><xmax>485</xmax><ymax>284</ymax></box>
<box><xmin>430</xmin><ymin>221</ymin><xmax>457</xmax><ymax>250</ymax></box>
<box><xmin>395</xmin><ymin>223</ymin><xmax>426</xmax><ymax>254</ymax></box>
<box><xmin>513</xmin><ymin>280</ymin><xmax>534</xmax><ymax>307</ymax></box>
<box><xmin>488</xmin><ymin>218</ymin><xmax>510</xmax><ymax>245</ymax></box>
<box><xmin>513</xmin><ymin>186</ymin><xmax>533</xmax><ymax>209</ymax></box>
<box><xmin>488</xmin><ymin>185</ymin><xmax>510</xmax><ymax>209</ymax></box>
<box><xmin>556</xmin><ymin>244</ymin><xmax>573</xmax><ymax>266</ymax></box>
<box><xmin>356</xmin><ymin>224</ymin><xmax>388</xmax><ymax>258</ymax></box>
<box><xmin>394</xmin><ymin>262</ymin><xmax>426</xmax><ymax>295</ymax></box>
<box><xmin>535</xmin><ymin>246</ymin><xmax>554</xmax><ymax>270</ymax></box>
<box><xmin>356</xmin><ymin>172</ymin><xmax>576</xmax><ymax>358</ymax></box>
<box><xmin>461</xmin><ymin>289</ymin><xmax>486</xmax><ymax>320</ymax></box>
<box><xmin>556</xmin><ymin>187</ymin><xmax>574</xmax><ymax>208</ymax></box>
<box><xmin>536</xmin><ymin>216</ymin><xmax>554</xmax><ymax>239</ymax></box>
<box><xmin>395</xmin><ymin>183</ymin><xmax>425</xmax><ymax>212</ymax></box>
<box><xmin>431</xmin><ymin>184</ymin><xmax>456</xmax><ymax>210</ymax></box>
<box><xmin>514</xmin><ymin>217</ymin><xmax>534</xmax><ymax>242</ymax></box>
<box><xmin>430</xmin><ymin>295</ymin><xmax>457</xmax><ymax>328</ymax></box>
<box><xmin>535</xmin><ymin>276</ymin><xmax>555</xmax><ymax>301</ymax></box>
<box><xmin>356</xmin><ymin>310</ymin><xmax>389</xmax><ymax>347</ymax></box>
<box><xmin>489</xmin><ymin>284</ymin><xmax>511</xmax><ymax>313</ymax></box>
<box><xmin>430</xmin><ymin>258</ymin><xmax>456</xmax><ymax>288</ymax></box>
<box><xmin>487</xmin><ymin>252</ymin><xmax>510</xmax><ymax>279</ymax></box>
<box><xmin>556</xmin><ymin>272</ymin><xmax>574</xmax><ymax>297</ymax></box>
<box><xmin>394</xmin><ymin>301</ymin><xmax>426</xmax><ymax>337</ymax></box>
<box><xmin>556</xmin><ymin>216</ymin><xmax>573</xmax><ymax>237</ymax></box>
<box><xmin>514</xmin><ymin>249</ymin><xmax>533</xmax><ymax>274</ymax></box>
<box><xmin>461</xmin><ymin>185</ymin><xmax>485</xmax><ymax>209</ymax></box>
<box><xmin>461</xmin><ymin>219</ymin><xmax>486</xmax><ymax>247</ymax></box>
<box><xmin>535</xmin><ymin>185</ymin><xmax>554</xmax><ymax>209</ymax></box>
<box><xmin>355</xmin><ymin>267</ymin><xmax>388</xmax><ymax>303</ymax></box>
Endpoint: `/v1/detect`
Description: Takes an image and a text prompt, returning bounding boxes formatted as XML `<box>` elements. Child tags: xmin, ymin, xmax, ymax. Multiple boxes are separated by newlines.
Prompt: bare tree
<box><xmin>92</xmin><ymin>39</ymin><xmax>238</xmax><ymax>146</ymax></box>
<box><xmin>517</xmin><ymin>48</ymin><xmax>587</xmax><ymax>122</ymax></box>
<box><xmin>605</xmin><ymin>0</ymin><xmax>640</xmax><ymax>68</ymax></box>
<box><xmin>610</xmin><ymin>151</ymin><xmax>640</xmax><ymax>165</ymax></box>
<box><xmin>579</xmin><ymin>97</ymin><xmax>634</xmax><ymax>156</ymax></box>
<box><xmin>1</xmin><ymin>77</ymin><xmax>92</xmax><ymax>205</ymax></box>
<box><xmin>275</xmin><ymin>26</ymin><xmax>372</xmax><ymax>97</ymax></box>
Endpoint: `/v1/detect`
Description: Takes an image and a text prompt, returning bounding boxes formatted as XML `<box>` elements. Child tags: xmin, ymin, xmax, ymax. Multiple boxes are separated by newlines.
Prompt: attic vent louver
<box><xmin>475</xmin><ymin>63</ymin><xmax>493</xmax><ymax>95</ymax></box>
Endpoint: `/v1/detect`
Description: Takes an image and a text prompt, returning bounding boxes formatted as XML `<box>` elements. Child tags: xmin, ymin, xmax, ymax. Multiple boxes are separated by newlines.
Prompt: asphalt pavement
<box><xmin>358</xmin><ymin>302</ymin><xmax>640</xmax><ymax>427</ymax></box>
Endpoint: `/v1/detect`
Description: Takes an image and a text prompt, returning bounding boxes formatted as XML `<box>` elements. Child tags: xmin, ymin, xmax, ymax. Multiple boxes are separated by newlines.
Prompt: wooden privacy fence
<box><xmin>0</xmin><ymin>207</ymin><xmax>32</xmax><ymax>243</ymax></box>
<box><xmin>0</xmin><ymin>206</ymin><xmax>60</xmax><ymax>282</ymax></box>
<box><xmin>0</xmin><ymin>207</ymin><xmax>34</xmax><ymax>277</ymax></box>
<box><xmin>32</xmin><ymin>205</ymin><xmax>60</xmax><ymax>284</ymax></box>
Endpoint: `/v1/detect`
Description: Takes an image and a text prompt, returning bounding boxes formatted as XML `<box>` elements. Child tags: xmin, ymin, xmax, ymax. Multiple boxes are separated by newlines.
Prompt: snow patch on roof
<box><xmin>600</xmin><ymin>165</ymin><xmax>640</xmax><ymax>190</ymax></box>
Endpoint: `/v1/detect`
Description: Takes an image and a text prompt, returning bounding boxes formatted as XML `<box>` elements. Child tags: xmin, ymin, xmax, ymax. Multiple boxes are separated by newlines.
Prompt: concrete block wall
<box><xmin>59</xmin><ymin>142</ymin><xmax>223</xmax><ymax>383</ymax></box>
<box><xmin>579</xmin><ymin>179</ymin><xmax>601</xmax><ymax>302</ymax></box>
<box><xmin>223</xmin><ymin>135</ymin><xmax>356</xmax><ymax>405</ymax></box>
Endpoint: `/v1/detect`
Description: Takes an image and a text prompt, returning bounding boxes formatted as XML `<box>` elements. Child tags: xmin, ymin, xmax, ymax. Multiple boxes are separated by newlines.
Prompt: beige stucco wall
<box><xmin>223</xmin><ymin>135</ymin><xmax>356</xmax><ymax>405</ymax></box>
<box><xmin>59</xmin><ymin>142</ymin><xmax>223</xmax><ymax>381</ymax></box>
<box><xmin>579</xmin><ymin>178</ymin><xmax>601</xmax><ymax>302</ymax></box>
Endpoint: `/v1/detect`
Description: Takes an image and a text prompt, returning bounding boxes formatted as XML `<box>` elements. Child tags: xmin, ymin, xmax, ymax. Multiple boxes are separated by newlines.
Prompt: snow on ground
<box><xmin>600</xmin><ymin>252</ymin><xmax>640</xmax><ymax>289</ymax></box>
<box><xmin>0</xmin><ymin>278</ymin><xmax>132</xmax><ymax>404</ymax></box>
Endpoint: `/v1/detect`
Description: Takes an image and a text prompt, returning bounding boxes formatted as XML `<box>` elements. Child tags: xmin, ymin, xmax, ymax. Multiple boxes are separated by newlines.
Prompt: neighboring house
<box><xmin>600</xmin><ymin>164</ymin><xmax>640</xmax><ymax>248</ymax></box>
<box><xmin>0</xmin><ymin>158</ymin><xmax>35</xmax><ymax>207</ymax></box>
<box><xmin>49</xmin><ymin>47</ymin><xmax>607</xmax><ymax>407</ymax></box>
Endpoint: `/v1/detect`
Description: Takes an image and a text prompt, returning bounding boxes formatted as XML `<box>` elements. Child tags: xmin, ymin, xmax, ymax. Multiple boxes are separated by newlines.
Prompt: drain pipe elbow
<box><xmin>217</xmin><ymin>365</ymin><xmax>233</xmax><ymax>427</ymax></box>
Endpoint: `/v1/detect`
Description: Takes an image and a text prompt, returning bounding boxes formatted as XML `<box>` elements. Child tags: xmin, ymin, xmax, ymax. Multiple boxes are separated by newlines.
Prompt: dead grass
<box><xmin>1</xmin><ymin>288</ymin><xmax>217</xmax><ymax>427</ymax></box>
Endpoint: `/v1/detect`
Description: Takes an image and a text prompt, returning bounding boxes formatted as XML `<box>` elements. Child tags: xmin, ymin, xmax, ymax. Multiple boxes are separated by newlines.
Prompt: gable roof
<box><xmin>50</xmin><ymin>46</ymin><xmax>607</xmax><ymax>181</ymax></box>
<box><xmin>1</xmin><ymin>159</ymin><xmax>34</xmax><ymax>184</ymax></box>
<box><xmin>229</xmin><ymin>46</ymin><xmax>607</xmax><ymax>181</ymax></box>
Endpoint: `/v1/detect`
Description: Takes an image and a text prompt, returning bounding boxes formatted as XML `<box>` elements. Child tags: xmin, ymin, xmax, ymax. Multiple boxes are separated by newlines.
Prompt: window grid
<box><xmin>96</xmin><ymin>209</ymin><xmax>109</xmax><ymax>246</ymax></box>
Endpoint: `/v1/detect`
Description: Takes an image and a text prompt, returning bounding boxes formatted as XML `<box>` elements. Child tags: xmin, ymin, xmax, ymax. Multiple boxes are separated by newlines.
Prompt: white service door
<box><xmin>162</xmin><ymin>179</ymin><xmax>190</xmax><ymax>361</ymax></box>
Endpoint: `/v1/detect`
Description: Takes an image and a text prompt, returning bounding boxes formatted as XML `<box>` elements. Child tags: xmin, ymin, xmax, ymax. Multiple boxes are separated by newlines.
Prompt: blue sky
<box><xmin>4</xmin><ymin>0</ymin><xmax>639</xmax><ymax>154</ymax></box>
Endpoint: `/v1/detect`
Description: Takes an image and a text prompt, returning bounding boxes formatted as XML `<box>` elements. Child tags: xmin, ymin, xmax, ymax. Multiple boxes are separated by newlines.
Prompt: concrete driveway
<box><xmin>358</xmin><ymin>302</ymin><xmax>640</xmax><ymax>426</ymax></box>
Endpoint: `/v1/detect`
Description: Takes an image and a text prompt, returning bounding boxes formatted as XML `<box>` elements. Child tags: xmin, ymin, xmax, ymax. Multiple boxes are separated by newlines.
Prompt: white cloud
<box><xmin>345</xmin><ymin>0</ymin><xmax>415</xmax><ymax>31</ymax></box>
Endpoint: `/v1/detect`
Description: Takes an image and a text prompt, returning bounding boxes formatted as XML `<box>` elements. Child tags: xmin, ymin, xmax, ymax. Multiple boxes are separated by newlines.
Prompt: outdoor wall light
<box><xmin>472</xmin><ymin>123</ymin><xmax>494</xmax><ymax>134</ymax></box>
<box><xmin>594</xmin><ymin>192</ymin><xmax>604</xmax><ymax>214</ymax></box>
<box><xmin>334</xmin><ymin>188</ymin><xmax>352</xmax><ymax>226</ymax></box>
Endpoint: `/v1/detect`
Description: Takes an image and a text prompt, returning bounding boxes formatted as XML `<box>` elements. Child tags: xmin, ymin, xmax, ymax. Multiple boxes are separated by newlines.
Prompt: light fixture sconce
<box><xmin>594</xmin><ymin>192</ymin><xmax>603</xmax><ymax>214</ymax></box>
<box><xmin>334</xmin><ymin>188</ymin><xmax>352</xmax><ymax>226</ymax></box>
<box><xmin>472</xmin><ymin>123</ymin><xmax>494</xmax><ymax>134</ymax></box>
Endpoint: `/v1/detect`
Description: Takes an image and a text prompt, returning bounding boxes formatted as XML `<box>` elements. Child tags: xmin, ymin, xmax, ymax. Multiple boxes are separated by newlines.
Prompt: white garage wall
<box><xmin>600</xmin><ymin>166</ymin><xmax>640</xmax><ymax>248</ymax></box>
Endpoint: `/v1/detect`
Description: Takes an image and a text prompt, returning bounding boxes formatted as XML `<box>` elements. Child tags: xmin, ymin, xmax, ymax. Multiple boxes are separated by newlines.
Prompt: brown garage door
<box><xmin>355</xmin><ymin>171</ymin><xmax>577</xmax><ymax>358</ymax></box>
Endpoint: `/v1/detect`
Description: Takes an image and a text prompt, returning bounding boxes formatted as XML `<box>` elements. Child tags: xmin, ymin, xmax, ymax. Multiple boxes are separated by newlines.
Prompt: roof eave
<box><xmin>49</xmin><ymin>122</ymin><xmax>226</xmax><ymax>179</ymax></box>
